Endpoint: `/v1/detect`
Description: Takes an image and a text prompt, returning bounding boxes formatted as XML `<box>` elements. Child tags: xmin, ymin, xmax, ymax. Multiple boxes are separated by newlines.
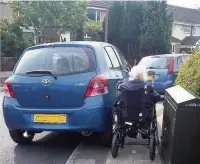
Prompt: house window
<box><xmin>182</xmin><ymin>25</ymin><xmax>191</xmax><ymax>34</ymax></box>
<box><xmin>172</xmin><ymin>45</ymin><xmax>175</xmax><ymax>53</ymax></box>
<box><xmin>193</xmin><ymin>26</ymin><xmax>200</xmax><ymax>36</ymax></box>
<box><xmin>88</xmin><ymin>8</ymin><xmax>101</xmax><ymax>22</ymax></box>
<box><xmin>96</xmin><ymin>10</ymin><xmax>100</xmax><ymax>22</ymax></box>
<box><xmin>88</xmin><ymin>9</ymin><xmax>96</xmax><ymax>21</ymax></box>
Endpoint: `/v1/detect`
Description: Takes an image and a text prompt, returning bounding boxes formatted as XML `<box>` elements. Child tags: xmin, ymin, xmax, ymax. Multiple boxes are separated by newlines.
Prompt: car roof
<box><xmin>25</xmin><ymin>41</ymin><xmax>110</xmax><ymax>51</ymax></box>
<box><xmin>143</xmin><ymin>53</ymin><xmax>191</xmax><ymax>58</ymax></box>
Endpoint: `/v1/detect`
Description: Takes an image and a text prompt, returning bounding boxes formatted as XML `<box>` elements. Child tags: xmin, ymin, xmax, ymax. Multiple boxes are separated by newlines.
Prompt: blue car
<box><xmin>137</xmin><ymin>54</ymin><xmax>191</xmax><ymax>94</ymax></box>
<box><xmin>3</xmin><ymin>42</ymin><xmax>131</xmax><ymax>145</ymax></box>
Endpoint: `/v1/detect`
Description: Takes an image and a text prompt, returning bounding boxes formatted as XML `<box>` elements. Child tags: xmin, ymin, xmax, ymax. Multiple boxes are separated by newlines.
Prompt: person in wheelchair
<box><xmin>115</xmin><ymin>65</ymin><xmax>161</xmax><ymax>139</ymax></box>
<box><xmin>112</xmin><ymin>66</ymin><xmax>161</xmax><ymax>159</ymax></box>
<box><xmin>117</xmin><ymin>65</ymin><xmax>160</xmax><ymax>103</ymax></box>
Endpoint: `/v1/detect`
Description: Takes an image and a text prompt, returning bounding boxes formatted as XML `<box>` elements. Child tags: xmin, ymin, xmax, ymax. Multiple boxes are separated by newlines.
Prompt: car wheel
<box><xmin>9</xmin><ymin>130</ymin><xmax>35</xmax><ymax>145</ymax></box>
<box><xmin>100</xmin><ymin>125</ymin><xmax>112</xmax><ymax>147</ymax></box>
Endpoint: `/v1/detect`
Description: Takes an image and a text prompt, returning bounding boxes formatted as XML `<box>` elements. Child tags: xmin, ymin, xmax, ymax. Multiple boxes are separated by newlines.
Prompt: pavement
<box><xmin>0</xmin><ymin>92</ymin><xmax>164</xmax><ymax>164</ymax></box>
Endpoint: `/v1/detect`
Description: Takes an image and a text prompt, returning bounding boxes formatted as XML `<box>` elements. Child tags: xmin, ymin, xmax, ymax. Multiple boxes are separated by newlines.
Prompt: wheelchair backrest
<box><xmin>120</xmin><ymin>87</ymin><xmax>146</xmax><ymax>109</ymax></box>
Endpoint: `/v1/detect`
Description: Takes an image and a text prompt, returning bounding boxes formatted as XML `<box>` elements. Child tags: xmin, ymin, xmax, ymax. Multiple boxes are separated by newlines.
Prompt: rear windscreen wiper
<box><xmin>146</xmin><ymin>67</ymin><xmax>157</xmax><ymax>69</ymax></box>
<box><xmin>26</xmin><ymin>70</ymin><xmax>57</xmax><ymax>80</ymax></box>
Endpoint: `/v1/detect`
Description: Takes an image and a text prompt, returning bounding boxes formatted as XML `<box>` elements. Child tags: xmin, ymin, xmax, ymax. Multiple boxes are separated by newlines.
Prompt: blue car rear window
<box><xmin>138</xmin><ymin>57</ymin><xmax>169</xmax><ymax>69</ymax></box>
<box><xmin>14</xmin><ymin>47</ymin><xmax>96</xmax><ymax>75</ymax></box>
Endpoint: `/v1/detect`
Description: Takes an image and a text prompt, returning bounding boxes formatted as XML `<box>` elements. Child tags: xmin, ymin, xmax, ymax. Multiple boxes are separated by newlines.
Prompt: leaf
<box><xmin>9</xmin><ymin>1</ymin><xmax>88</xmax><ymax>43</ymax></box>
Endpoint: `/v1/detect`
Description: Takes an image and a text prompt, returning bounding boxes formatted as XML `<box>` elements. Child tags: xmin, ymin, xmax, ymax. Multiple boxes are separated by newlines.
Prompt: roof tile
<box><xmin>167</xmin><ymin>5</ymin><xmax>200</xmax><ymax>24</ymax></box>
<box><xmin>88</xmin><ymin>1</ymin><xmax>200</xmax><ymax>24</ymax></box>
<box><xmin>181</xmin><ymin>36</ymin><xmax>200</xmax><ymax>45</ymax></box>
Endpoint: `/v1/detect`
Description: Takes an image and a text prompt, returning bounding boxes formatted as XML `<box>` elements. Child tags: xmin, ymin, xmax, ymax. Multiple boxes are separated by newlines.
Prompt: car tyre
<box><xmin>100</xmin><ymin>125</ymin><xmax>112</xmax><ymax>147</ymax></box>
<box><xmin>9</xmin><ymin>130</ymin><xmax>34</xmax><ymax>145</ymax></box>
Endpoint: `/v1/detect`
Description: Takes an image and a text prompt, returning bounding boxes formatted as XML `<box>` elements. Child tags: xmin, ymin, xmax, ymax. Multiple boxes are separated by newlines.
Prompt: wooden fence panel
<box><xmin>1</xmin><ymin>57</ymin><xmax>19</xmax><ymax>71</ymax></box>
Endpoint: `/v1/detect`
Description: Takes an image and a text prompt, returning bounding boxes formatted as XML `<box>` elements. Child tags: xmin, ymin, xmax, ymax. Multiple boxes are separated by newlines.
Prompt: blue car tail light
<box><xmin>168</xmin><ymin>56</ymin><xmax>174</xmax><ymax>74</ymax></box>
<box><xmin>85</xmin><ymin>74</ymin><xmax>109</xmax><ymax>97</ymax></box>
<box><xmin>3</xmin><ymin>80</ymin><xmax>15</xmax><ymax>98</ymax></box>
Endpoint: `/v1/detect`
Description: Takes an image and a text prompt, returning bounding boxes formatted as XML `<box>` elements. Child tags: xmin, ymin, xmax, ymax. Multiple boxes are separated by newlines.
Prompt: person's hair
<box><xmin>129</xmin><ymin>65</ymin><xmax>147</xmax><ymax>81</ymax></box>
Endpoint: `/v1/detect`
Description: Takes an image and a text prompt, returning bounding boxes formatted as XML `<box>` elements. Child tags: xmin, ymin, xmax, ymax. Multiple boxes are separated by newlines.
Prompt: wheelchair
<box><xmin>111</xmin><ymin>85</ymin><xmax>158</xmax><ymax>161</ymax></box>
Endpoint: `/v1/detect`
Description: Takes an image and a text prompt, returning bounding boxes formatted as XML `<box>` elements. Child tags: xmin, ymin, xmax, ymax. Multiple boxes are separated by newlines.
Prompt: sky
<box><xmin>167</xmin><ymin>0</ymin><xmax>200</xmax><ymax>9</ymax></box>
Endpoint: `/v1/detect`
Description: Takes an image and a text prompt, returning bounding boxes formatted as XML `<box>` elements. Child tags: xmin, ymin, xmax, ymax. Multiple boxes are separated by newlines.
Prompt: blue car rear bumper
<box><xmin>153</xmin><ymin>81</ymin><xmax>173</xmax><ymax>94</ymax></box>
<box><xmin>3</xmin><ymin>96</ymin><xmax>112</xmax><ymax>132</ymax></box>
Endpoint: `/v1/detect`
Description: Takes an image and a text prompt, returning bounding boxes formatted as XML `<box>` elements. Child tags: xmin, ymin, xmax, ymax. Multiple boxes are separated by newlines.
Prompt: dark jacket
<box><xmin>117</xmin><ymin>79</ymin><xmax>161</xmax><ymax>103</ymax></box>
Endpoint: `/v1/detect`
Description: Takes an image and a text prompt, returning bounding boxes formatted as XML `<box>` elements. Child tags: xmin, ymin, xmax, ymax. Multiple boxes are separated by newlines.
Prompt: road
<box><xmin>0</xmin><ymin>92</ymin><xmax>163</xmax><ymax>164</ymax></box>
<box><xmin>0</xmin><ymin>92</ymin><xmax>84</xmax><ymax>164</ymax></box>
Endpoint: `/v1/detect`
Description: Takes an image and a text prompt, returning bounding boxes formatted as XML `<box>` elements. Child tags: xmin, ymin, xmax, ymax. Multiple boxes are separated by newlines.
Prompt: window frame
<box><xmin>87</xmin><ymin>8</ymin><xmax>101</xmax><ymax>22</ymax></box>
<box><xmin>102</xmin><ymin>48</ymin><xmax>113</xmax><ymax>70</ymax></box>
<box><xmin>172</xmin><ymin>44</ymin><xmax>175</xmax><ymax>53</ymax></box>
<box><xmin>112</xmin><ymin>46</ymin><xmax>131</xmax><ymax>71</ymax></box>
<box><xmin>103</xmin><ymin>46</ymin><xmax>121</xmax><ymax>70</ymax></box>
<box><xmin>182</xmin><ymin>25</ymin><xmax>191</xmax><ymax>34</ymax></box>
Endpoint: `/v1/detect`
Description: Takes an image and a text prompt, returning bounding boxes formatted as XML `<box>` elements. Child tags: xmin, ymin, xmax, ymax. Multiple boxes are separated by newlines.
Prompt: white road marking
<box><xmin>73</xmin><ymin>159</ymin><xmax>95</xmax><ymax>164</ymax></box>
<box><xmin>65</xmin><ymin>142</ymin><xmax>83</xmax><ymax>164</ymax></box>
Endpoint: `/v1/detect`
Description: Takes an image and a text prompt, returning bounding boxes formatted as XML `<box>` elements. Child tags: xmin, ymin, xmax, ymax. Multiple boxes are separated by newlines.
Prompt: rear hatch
<box><xmin>138</xmin><ymin>56</ymin><xmax>171</xmax><ymax>82</ymax></box>
<box><xmin>10</xmin><ymin>45</ymin><xmax>96</xmax><ymax>108</ymax></box>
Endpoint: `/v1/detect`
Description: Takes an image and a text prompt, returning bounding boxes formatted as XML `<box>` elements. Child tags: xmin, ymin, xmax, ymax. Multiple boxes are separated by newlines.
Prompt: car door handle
<box><xmin>116</xmin><ymin>75</ymin><xmax>119</xmax><ymax>77</ymax></box>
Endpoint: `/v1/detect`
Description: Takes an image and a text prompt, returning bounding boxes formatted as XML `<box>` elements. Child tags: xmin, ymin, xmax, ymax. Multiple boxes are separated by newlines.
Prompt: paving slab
<box><xmin>66</xmin><ymin>102</ymin><xmax>164</xmax><ymax>164</ymax></box>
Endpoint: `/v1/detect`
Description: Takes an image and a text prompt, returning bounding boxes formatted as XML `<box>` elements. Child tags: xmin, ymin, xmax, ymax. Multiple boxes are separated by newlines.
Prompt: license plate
<box><xmin>34</xmin><ymin>114</ymin><xmax>67</xmax><ymax>124</ymax></box>
<box><xmin>148</xmin><ymin>75</ymin><xmax>154</xmax><ymax>80</ymax></box>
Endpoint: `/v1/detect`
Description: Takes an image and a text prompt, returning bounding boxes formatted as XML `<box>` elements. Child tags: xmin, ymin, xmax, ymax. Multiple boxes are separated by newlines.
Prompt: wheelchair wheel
<box><xmin>112</xmin><ymin>108</ymin><xmax>119</xmax><ymax>132</ymax></box>
<box><xmin>111</xmin><ymin>133</ymin><xmax>119</xmax><ymax>158</ymax></box>
<box><xmin>149</xmin><ymin>134</ymin><xmax>156</xmax><ymax>161</ymax></box>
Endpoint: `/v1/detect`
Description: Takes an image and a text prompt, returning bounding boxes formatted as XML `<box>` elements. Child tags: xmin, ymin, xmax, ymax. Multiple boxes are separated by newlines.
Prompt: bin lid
<box><xmin>166</xmin><ymin>85</ymin><xmax>200</xmax><ymax>108</ymax></box>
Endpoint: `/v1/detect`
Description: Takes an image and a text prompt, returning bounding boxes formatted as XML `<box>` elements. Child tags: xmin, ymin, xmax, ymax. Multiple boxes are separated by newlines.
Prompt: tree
<box><xmin>108</xmin><ymin>1</ymin><xmax>173</xmax><ymax>60</ymax></box>
<box><xmin>108</xmin><ymin>2</ymin><xmax>124</xmax><ymax>50</ymax></box>
<box><xmin>119</xmin><ymin>2</ymin><xmax>143</xmax><ymax>59</ymax></box>
<box><xmin>139</xmin><ymin>1</ymin><xmax>173</xmax><ymax>56</ymax></box>
<box><xmin>84</xmin><ymin>20</ymin><xmax>103</xmax><ymax>41</ymax></box>
<box><xmin>9</xmin><ymin>1</ymin><xmax>88</xmax><ymax>44</ymax></box>
<box><xmin>0</xmin><ymin>18</ymin><xmax>33</xmax><ymax>57</ymax></box>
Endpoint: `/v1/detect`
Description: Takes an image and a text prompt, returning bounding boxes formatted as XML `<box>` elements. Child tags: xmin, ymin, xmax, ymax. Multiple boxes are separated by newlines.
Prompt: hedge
<box><xmin>175</xmin><ymin>47</ymin><xmax>200</xmax><ymax>96</ymax></box>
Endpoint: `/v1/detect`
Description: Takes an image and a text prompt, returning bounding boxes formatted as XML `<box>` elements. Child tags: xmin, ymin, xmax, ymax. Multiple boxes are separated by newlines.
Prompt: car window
<box><xmin>14</xmin><ymin>47</ymin><xmax>96</xmax><ymax>75</ymax></box>
<box><xmin>177</xmin><ymin>55</ymin><xmax>191</xmax><ymax>69</ymax></box>
<box><xmin>104</xmin><ymin>46</ymin><xmax>120</xmax><ymax>69</ymax></box>
<box><xmin>102</xmin><ymin>48</ymin><xmax>113</xmax><ymax>69</ymax></box>
<box><xmin>182</xmin><ymin>55</ymin><xmax>191</xmax><ymax>62</ymax></box>
<box><xmin>138</xmin><ymin>56</ymin><xmax>169</xmax><ymax>69</ymax></box>
<box><xmin>113</xmin><ymin>47</ymin><xmax>130</xmax><ymax>71</ymax></box>
<box><xmin>177</xmin><ymin>56</ymin><xmax>183</xmax><ymax>69</ymax></box>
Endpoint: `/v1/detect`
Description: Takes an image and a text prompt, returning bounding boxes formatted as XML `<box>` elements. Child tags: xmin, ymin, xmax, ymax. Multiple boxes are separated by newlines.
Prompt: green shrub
<box><xmin>175</xmin><ymin>47</ymin><xmax>200</xmax><ymax>96</ymax></box>
<box><xmin>0</xmin><ymin>18</ymin><xmax>34</xmax><ymax>57</ymax></box>
<box><xmin>83</xmin><ymin>20</ymin><xmax>103</xmax><ymax>41</ymax></box>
